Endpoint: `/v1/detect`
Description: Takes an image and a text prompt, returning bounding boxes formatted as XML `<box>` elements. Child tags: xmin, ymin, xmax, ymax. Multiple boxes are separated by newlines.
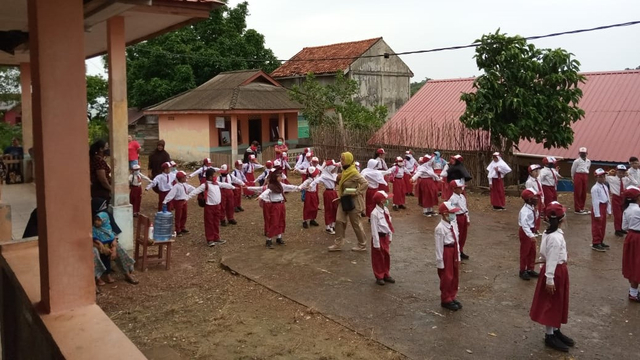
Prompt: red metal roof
<box><xmin>369</xmin><ymin>70</ymin><xmax>640</xmax><ymax>162</ymax></box>
<box><xmin>271</xmin><ymin>38</ymin><xmax>382</xmax><ymax>78</ymax></box>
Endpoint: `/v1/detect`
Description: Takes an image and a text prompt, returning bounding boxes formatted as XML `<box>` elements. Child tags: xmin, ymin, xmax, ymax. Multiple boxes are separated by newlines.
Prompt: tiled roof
<box><xmin>369</xmin><ymin>70</ymin><xmax>640</xmax><ymax>163</ymax></box>
<box><xmin>271</xmin><ymin>38</ymin><xmax>382</xmax><ymax>78</ymax></box>
<box><xmin>128</xmin><ymin>108</ymin><xmax>145</xmax><ymax>125</ymax></box>
<box><xmin>145</xmin><ymin>70</ymin><xmax>301</xmax><ymax>112</ymax></box>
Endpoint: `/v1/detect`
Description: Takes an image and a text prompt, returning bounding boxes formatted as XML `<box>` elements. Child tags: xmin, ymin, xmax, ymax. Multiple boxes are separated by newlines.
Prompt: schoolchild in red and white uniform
<box><xmin>129</xmin><ymin>164</ymin><xmax>151</xmax><ymax>217</ymax></box>
<box><xmin>361</xmin><ymin>159</ymin><xmax>392</xmax><ymax>217</ymax></box>
<box><xmin>526</xmin><ymin>164</ymin><xmax>545</xmax><ymax>233</ymax></box>
<box><xmin>187</xmin><ymin>168</ymin><xmax>236</xmax><ymax>247</ymax></box>
<box><xmin>145</xmin><ymin>162</ymin><xmax>176</xmax><ymax>211</ymax></box>
<box><xmin>370</xmin><ymin>190</ymin><xmax>396</xmax><ymax>286</ymax></box>
<box><xmin>570</xmin><ymin>147</ymin><xmax>591</xmax><ymax>215</ymax></box>
<box><xmin>248</xmin><ymin>170</ymin><xmax>301</xmax><ymax>249</ymax></box>
<box><xmin>388</xmin><ymin>156</ymin><xmax>408</xmax><ymax>211</ymax></box>
<box><xmin>255</xmin><ymin>160</ymin><xmax>274</xmax><ymax>186</ymax></box>
<box><xmin>539</xmin><ymin>157</ymin><xmax>562</xmax><ymax>207</ymax></box>
<box><xmin>281</xmin><ymin>152</ymin><xmax>293</xmax><ymax>183</ymax></box>
<box><xmin>371</xmin><ymin>148</ymin><xmax>389</xmax><ymax>192</ymax></box>
<box><xmin>434</xmin><ymin>201</ymin><xmax>463</xmax><ymax>311</ymax></box>
<box><xmin>412</xmin><ymin>155</ymin><xmax>440</xmax><ymax>217</ymax></box>
<box><xmin>232</xmin><ymin>160</ymin><xmax>248</xmax><ymax>212</ymax></box>
<box><xmin>449</xmin><ymin>179</ymin><xmax>470</xmax><ymax>260</ymax></box>
<box><xmin>590</xmin><ymin>168</ymin><xmax>612</xmax><ymax>252</ymax></box>
<box><xmin>518</xmin><ymin>188</ymin><xmax>541</xmax><ymax>281</ymax></box>
<box><xmin>300</xmin><ymin>166</ymin><xmax>321</xmax><ymax>229</ymax></box>
<box><xmin>403</xmin><ymin>150</ymin><xmax>418</xmax><ymax>196</ymax></box>
<box><xmin>312</xmin><ymin>159</ymin><xmax>340</xmax><ymax>234</ymax></box>
<box><xmin>188</xmin><ymin>158</ymin><xmax>219</xmax><ymax>184</ymax></box>
<box><xmin>295</xmin><ymin>148</ymin><xmax>312</xmax><ymax>179</ymax></box>
<box><xmin>606</xmin><ymin>164</ymin><xmax>639</xmax><ymax>237</ymax></box>
<box><xmin>217</xmin><ymin>164</ymin><xmax>245</xmax><ymax>226</ymax></box>
<box><xmin>529</xmin><ymin>201</ymin><xmax>576</xmax><ymax>353</ymax></box>
<box><xmin>487</xmin><ymin>152</ymin><xmax>512</xmax><ymax>211</ymax></box>
<box><xmin>622</xmin><ymin>186</ymin><xmax>640</xmax><ymax>303</ymax></box>
<box><xmin>242</xmin><ymin>154</ymin><xmax>263</xmax><ymax>196</ymax></box>
<box><xmin>428</xmin><ymin>151</ymin><xmax>447</xmax><ymax>195</ymax></box>
<box><xmin>162</xmin><ymin>171</ymin><xmax>195</xmax><ymax>236</ymax></box>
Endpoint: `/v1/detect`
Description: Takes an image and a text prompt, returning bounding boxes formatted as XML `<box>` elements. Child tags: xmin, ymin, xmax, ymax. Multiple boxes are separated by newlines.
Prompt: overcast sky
<box><xmin>87</xmin><ymin>0</ymin><xmax>640</xmax><ymax>81</ymax></box>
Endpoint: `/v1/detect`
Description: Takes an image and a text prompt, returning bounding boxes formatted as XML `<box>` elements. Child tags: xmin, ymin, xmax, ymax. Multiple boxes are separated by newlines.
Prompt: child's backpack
<box><xmin>197</xmin><ymin>183</ymin><xmax>208</xmax><ymax>208</ymax></box>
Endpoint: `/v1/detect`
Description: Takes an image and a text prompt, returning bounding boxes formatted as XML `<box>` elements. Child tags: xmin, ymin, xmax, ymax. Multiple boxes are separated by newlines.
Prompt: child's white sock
<box><xmin>326</xmin><ymin>225</ymin><xmax>331</xmax><ymax>230</ymax></box>
<box><xmin>545</xmin><ymin>326</ymin><xmax>554</xmax><ymax>335</ymax></box>
<box><xmin>423</xmin><ymin>208</ymin><xmax>429</xmax><ymax>213</ymax></box>
<box><xmin>277</xmin><ymin>234</ymin><xmax>282</xmax><ymax>239</ymax></box>
<box><xmin>331</xmin><ymin>222</ymin><xmax>335</xmax><ymax>228</ymax></box>
<box><xmin>630</xmin><ymin>287</ymin><xmax>639</xmax><ymax>297</ymax></box>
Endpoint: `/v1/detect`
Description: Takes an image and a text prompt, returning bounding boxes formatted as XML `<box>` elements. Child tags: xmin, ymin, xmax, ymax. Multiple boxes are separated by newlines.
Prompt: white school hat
<box><xmin>492</xmin><ymin>152</ymin><xmax>500</xmax><ymax>157</ymax></box>
<box><xmin>528</xmin><ymin>164</ymin><xmax>541</xmax><ymax>173</ymax></box>
<box><xmin>219</xmin><ymin>164</ymin><xmax>229</xmax><ymax>174</ymax></box>
<box><xmin>579</xmin><ymin>147</ymin><xmax>587</xmax><ymax>153</ymax></box>
<box><xmin>617</xmin><ymin>164</ymin><xmax>627</xmax><ymax>171</ymax></box>
<box><xmin>311</xmin><ymin>156</ymin><xmax>319</xmax><ymax>162</ymax></box>
<box><xmin>594</xmin><ymin>168</ymin><xmax>606</xmax><ymax>176</ymax></box>
<box><xmin>132</xmin><ymin>164</ymin><xmax>141</xmax><ymax>170</ymax></box>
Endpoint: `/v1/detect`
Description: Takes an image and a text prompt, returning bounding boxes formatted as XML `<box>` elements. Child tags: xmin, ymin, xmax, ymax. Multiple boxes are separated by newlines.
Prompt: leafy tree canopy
<box><xmin>0</xmin><ymin>66</ymin><xmax>20</xmax><ymax>103</ymax></box>
<box><xmin>289</xmin><ymin>71</ymin><xmax>387</xmax><ymax>131</ymax></box>
<box><xmin>125</xmin><ymin>1</ymin><xmax>280</xmax><ymax>108</ymax></box>
<box><xmin>86</xmin><ymin>74</ymin><xmax>108</xmax><ymax>121</ymax></box>
<box><xmin>460</xmin><ymin>30</ymin><xmax>585</xmax><ymax>151</ymax></box>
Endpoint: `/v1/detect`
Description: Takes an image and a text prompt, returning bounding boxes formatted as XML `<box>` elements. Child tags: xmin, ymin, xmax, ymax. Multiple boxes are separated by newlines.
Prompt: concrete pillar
<box><xmin>107</xmin><ymin>16</ymin><xmax>133</xmax><ymax>251</ymax></box>
<box><xmin>230</xmin><ymin>115</ymin><xmax>238</xmax><ymax>162</ymax></box>
<box><xmin>278</xmin><ymin>113</ymin><xmax>285</xmax><ymax>140</ymax></box>
<box><xmin>27</xmin><ymin>0</ymin><xmax>95</xmax><ymax>313</ymax></box>
<box><xmin>19</xmin><ymin>63</ymin><xmax>34</xmax><ymax>182</ymax></box>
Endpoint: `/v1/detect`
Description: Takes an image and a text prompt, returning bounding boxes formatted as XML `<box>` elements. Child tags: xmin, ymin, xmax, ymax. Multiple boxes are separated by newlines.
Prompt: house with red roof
<box><xmin>271</xmin><ymin>37</ymin><xmax>414</xmax><ymax>123</ymax></box>
<box><xmin>370</xmin><ymin>70</ymin><xmax>640</xmax><ymax>183</ymax></box>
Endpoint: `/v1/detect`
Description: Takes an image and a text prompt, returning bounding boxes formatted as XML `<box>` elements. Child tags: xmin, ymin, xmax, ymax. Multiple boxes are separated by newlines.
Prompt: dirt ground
<box><xmin>98</xmin><ymin>166</ymin><xmax>640</xmax><ymax>360</ymax></box>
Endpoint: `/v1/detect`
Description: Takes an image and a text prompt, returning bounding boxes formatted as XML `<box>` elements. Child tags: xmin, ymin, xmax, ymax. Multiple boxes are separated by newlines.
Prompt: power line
<box><xmin>127</xmin><ymin>20</ymin><xmax>640</xmax><ymax>63</ymax></box>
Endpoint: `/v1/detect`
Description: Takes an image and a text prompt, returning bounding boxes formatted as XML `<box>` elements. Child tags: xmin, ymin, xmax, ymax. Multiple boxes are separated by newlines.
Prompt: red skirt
<box><xmin>303</xmin><ymin>191</ymin><xmax>319</xmax><ymax>220</ymax></box>
<box><xmin>245</xmin><ymin>172</ymin><xmax>256</xmax><ymax>195</ymax></box>
<box><xmin>392</xmin><ymin>177</ymin><xmax>406</xmax><ymax>205</ymax></box>
<box><xmin>623</xmin><ymin>230</ymin><xmax>640</xmax><ymax>283</ymax></box>
<box><xmin>490</xmin><ymin>178</ymin><xmax>506</xmax><ymax>207</ymax></box>
<box><xmin>265</xmin><ymin>202</ymin><xmax>286</xmax><ymax>238</ymax></box>
<box><xmin>434</xmin><ymin>169</ymin><xmax>443</xmax><ymax>192</ymax></box>
<box><xmin>365</xmin><ymin>187</ymin><xmax>378</xmax><ymax>217</ymax></box>
<box><xmin>542</xmin><ymin>185</ymin><xmax>557</xmax><ymax>207</ymax></box>
<box><xmin>530</xmin><ymin>263</ymin><xmax>570</xmax><ymax>328</ymax></box>
<box><xmin>418</xmin><ymin>178</ymin><xmax>439</xmax><ymax>208</ymax></box>
<box><xmin>403</xmin><ymin>173</ymin><xmax>413</xmax><ymax>194</ymax></box>
<box><xmin>323</xmin><ymin>189</ymin><xmax>338</xmax><ymax>225</ymax></box>
<box><xmin>441</xmin><ymin>179</ymin><xmax>453</xmax><ymax>201</ymax></box>
<box><xmin>379</xmin><ymin>176</ymin><xmax>390</xmax><ymax>193</ymax></box>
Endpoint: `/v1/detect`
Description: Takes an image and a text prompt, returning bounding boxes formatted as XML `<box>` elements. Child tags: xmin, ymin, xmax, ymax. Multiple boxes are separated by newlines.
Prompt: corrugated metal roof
<box><xmin>145</xmin><ymin>70</ymin><xmax>302</xmax><ymax>112</ymax></box>
<box><xmin>370</xmin><ymin>70</ymin><xmax>640</xmax><ymax>162</ymax></box>
<box><xmin>271</xmin><ymin>38</ymin><xmax>382</xmax><ymax>78</ymax></box>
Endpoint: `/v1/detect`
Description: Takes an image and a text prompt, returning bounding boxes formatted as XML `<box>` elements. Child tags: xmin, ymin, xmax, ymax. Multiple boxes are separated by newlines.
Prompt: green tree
<box><xmin>410</xmin><ymin>77</ymin><xmax>431</xmax><ymax>96</ymax></box>
<box><xmin>86</xmin><ymin>74</ymin><xmax>108</xmax><ymax>121</ymax></box>
<box><xmin>125</xmin><ymin>1</ymin><xmax>280</xmax><ymax>108</ymax></box>
<box><xmin>0</xmin><ymin>66</ymin><xmax>20</xmax><ymax>103</ymax></box>
<box><xmin>289</xmin><ymin>71</ymin><xmax>387</xmax><ymax>131</ymax></box>
<box><xmin>460</xmin><ymin>30</ymin><xmax>585</xmax><ymax>152</ymax></box>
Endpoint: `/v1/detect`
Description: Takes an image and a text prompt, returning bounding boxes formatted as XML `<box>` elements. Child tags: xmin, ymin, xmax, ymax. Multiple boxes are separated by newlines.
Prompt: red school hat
<box><xmin>161</xmin><ymin>162</ymin><xmax>171</xmax><ymax>169</ymax></box>
<box><xmin>372</xmin><ymin>190</ymin><xmax>392</xmax><ymax>203</ymax></box>
<box><xmin>625</xmin><ymin>186</ymin><xmax>640</xmax><ymax>199</ymax></box>
<box><xmin>545</xmin><ymin>201</ymin><xmax>566</xmax><ymax>219</ymax></box>
<box><xmin>449</xmin><ymin>179</ymin><xmax>465</xmax><ymax>189</ymax></box>
<box><xmin>219</xmin><ymin>164</ymin><xmax>229</xmax><ymax>174</ymax></box>
<box><xmin>376</xmin><ymin>148</ymin><xmax>385</xmax><ymax>155</ymax></box>
<box><xmin>265</xmin><ymin>160</ymin><xmax>274</xmax><ymax>169</ymax></box>
<box><xmin>176</xmin><ymin>171</ymin><xmax>187</xmax><ymax>179</ymax></box>
<box><xmin>528</xmin><ymin>164</ymin><xmax>542</xmax><ymax>173</ymax></box>
<box><xmin>307</xmin><ymin>166</ymin><xmax>320</xmax><ymax>178</ymax></box>
<box><xmin>521</xmin><ymin>188</ymin><xmax>540</xmax><ymax>201</ymax></box>
<box><xmin>438</xmin><ymin>201</ymin><xmax>461</xmax><ymax>214</ymax></box>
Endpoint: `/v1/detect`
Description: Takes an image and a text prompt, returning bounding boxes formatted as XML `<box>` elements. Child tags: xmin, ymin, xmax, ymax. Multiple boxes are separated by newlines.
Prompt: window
<box><xmin>217</xmin><ymin>118</ymin><xmax>242</xmax><ymax>146</ymax></box>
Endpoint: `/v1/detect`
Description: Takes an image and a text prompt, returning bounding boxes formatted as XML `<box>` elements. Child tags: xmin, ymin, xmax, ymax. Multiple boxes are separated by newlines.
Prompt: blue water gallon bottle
<box><xmin>153</xmin><ymin>209</ymin><xmax>174</xmax><ymax>241</ymax></box>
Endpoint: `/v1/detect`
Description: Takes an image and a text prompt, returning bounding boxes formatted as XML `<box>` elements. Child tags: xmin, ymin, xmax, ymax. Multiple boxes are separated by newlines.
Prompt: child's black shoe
<box><xmin>310</xmin><ymin>220</ymin><xmax>319</xmax><ymax>226</ymax></box>
<box><xmin>553</xmin><ymin>329</ymin><xmax>575</xmax><ymax>347</ymax></box>
<box><xmin>545</xmin><ymin>334</ymin><xmax>569</xmax><ymax>352</ymax></box>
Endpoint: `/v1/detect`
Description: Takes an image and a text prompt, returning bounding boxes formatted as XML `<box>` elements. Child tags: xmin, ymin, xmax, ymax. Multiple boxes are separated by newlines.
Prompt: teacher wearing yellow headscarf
<box><xmin>328</xmin><ymin>152</ymin><xmax>369</xmax><ymax>252</ymax></box>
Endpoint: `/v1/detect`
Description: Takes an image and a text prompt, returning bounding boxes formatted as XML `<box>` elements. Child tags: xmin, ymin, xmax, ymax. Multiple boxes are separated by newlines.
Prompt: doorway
<box><xmin>248</xmin><ymin>118</ymin><xmax>262</xmax><ymax>145</ymax></box>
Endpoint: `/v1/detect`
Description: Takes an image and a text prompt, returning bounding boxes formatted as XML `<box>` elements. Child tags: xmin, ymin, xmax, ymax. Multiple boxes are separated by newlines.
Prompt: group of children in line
<box><xmin>126</xmin><ymin>145</ymin><xmax>640</xmax><ymax>354</ymax></box>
